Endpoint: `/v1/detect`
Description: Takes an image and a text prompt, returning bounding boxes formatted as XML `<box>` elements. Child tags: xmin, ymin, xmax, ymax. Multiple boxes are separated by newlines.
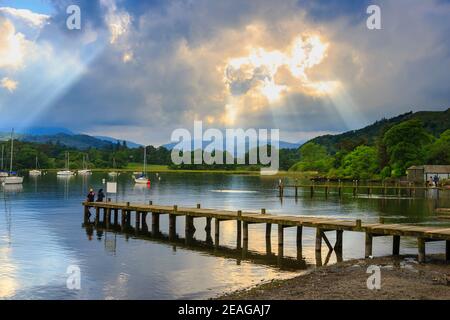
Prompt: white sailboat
<box><xmin>134</xmin><ymin>146</ymin><xmax>150</xmax><ymax>184</ymax></box>
<box><xmin>108</xmin><ymin>157</ymin><xmax>118</xmax><ymax>177</ymax></box>
<box><xmin>4</xmin><ymin>129</ymin><xmax>24</xmax><ymax>185</ymax></box>
<box><xmin>29</xmin><ymin>156</ymin><xmax>42</xmax><ymax>176</ymax></box>
<box><xmin>57</xmin><ymin>152</ymin><xmax>75</xmax><ymax>176</ymax></box>
<box><xmin>78</xmin><ymin>154</ymin><xmax>92</xmax><ymax>175</ymax></box>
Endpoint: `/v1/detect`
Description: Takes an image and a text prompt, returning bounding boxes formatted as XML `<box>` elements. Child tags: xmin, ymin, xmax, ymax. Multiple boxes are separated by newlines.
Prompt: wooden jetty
<box><xmin>278</xmin><ymin>184</ymin><xmax>446</xmax><ymax>199</ymax></box>
<box><xmin>83</xmin><ymin>201</ymin><xmax>450</xmax><ymax>264</ymax></box>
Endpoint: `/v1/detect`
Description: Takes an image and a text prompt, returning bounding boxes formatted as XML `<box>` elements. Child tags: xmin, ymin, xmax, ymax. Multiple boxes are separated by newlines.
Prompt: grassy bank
<box><xmin>217</xmin><ymin>255</ymin><xmax>450</xmax><ymax>300</ymax></box>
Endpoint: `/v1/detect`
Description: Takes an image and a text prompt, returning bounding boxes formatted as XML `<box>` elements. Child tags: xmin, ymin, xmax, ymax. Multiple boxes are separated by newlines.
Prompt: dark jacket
<box><xmin>87</xmin><ymin>192</ymin><xmax>95</xmax><ymax>202</ymax></box>
<box><xmin>97</xmin><ymin>190</ymin><xmax>105</xmax><ymax>202</ymax></box>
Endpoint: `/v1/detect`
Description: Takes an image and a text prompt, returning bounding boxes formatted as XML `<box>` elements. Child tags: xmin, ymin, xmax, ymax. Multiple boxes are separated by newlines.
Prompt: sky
<box><xmin>0</xmin><ymin>0</ymin><xmax>449</xmax><ymax>146</ymax></box>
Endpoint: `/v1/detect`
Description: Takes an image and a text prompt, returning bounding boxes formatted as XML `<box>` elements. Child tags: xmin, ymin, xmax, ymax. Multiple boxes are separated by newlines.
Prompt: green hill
<box><xmin>309</xmin><ymin>108</ymin><xmax>450</xmax><ymax>154</ymax></box>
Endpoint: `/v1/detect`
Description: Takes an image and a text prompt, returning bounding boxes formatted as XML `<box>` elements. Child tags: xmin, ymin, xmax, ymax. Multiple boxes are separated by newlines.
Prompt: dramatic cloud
<box><xmin>100</xmin><ymin>0</ymin><xmax>131</xmax><ymax>44</ymax></box>
<box><xmin>0</xmin><ymin>0</ymin><xmax>449</xmax><ymax>145</ymax></box>
<box><xmin>1</xmin><ymin>77</ymin><xmax>18</xmax><ymax>92</ymax></box>
<box><xmin>0</xmin><ymin>7</ymin><xmax>49</xmax><ymax>28</ymax></box>
<box><xmin>0</xmin><ymin>18</ymin><xmax>28</xmax><ymax>69</ymax></box>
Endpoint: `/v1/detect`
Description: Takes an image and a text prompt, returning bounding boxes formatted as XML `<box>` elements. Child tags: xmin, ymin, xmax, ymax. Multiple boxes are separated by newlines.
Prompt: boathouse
<box><xmin>407</xmin><ymin>165</ymin><xmax>450</xmax><ymax>183</ymax></box>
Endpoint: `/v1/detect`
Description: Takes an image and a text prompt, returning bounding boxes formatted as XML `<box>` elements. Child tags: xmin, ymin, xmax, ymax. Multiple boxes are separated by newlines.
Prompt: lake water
<box><xmin>1</xmin><ymin>172</ymin><xmax>449</xmax><ymax>299</ymax></box>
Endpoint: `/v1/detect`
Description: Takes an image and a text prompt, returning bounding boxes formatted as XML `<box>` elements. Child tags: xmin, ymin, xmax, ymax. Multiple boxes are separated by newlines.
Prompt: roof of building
<box><xmin>407</xmin><ymin>165</ymin><xmax>450</xmax><ymax>173</ymax></box>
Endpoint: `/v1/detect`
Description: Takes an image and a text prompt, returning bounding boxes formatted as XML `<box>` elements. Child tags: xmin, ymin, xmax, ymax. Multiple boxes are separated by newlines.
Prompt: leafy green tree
<box><xmin>338</xmin><ymin>146</ymin><xmax>379</xmax><ymax>179</ymax></box>
<box><xmin>289</xmin><ymin>143</ymin><xmax>333</xmax><ymax>173</ymax></box>
<box><xmin>426</xmin><ymin>129</ymin><xmax>450</xmax><ymax>164</ymax></box>
<box><xmin>383</xmin><ymin>120</ymin><xmax>432</xmax><ymax>175</ymax></box>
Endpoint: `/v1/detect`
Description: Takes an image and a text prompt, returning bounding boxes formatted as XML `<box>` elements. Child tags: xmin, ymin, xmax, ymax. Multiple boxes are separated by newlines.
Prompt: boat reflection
<box><xmin>2</xmin><ymin>184</ymin><xmax>23</xmax><ymax>193</ymax></box>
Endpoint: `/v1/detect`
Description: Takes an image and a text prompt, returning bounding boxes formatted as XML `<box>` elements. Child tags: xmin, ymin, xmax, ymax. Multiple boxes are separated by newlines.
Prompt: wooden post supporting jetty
<box><xmin>236</xmin><ymin>210</ymin><xmax>242</xmax><ymax>249</ymax></box>
<box><xmin>418</xmin><ymin>238</ymin><xmax>426</xmax><ymax>263</ymax></box>
<box><xmin>266</xmin><ymin>223</ymin><xmax>272</xmax><ymax>255</ymax></box>
<box><xmin>121</xmin><ymin>210</ymin><xmax>126</xmax><ymax>231</ymax></box>
<box><xmin>169</xmin><ymin>214</ymin><xmax>176</xmax><ymax>240</ymax></box>
<box><xmin>105</xmin><ymin>208</ymin><xmax>111</xmax><ymax>229</ymax></box>
<box><xmin>214</xmin><ymin>218</ymin><xmax>220</xmax><ymax>247</ymax></box>
<box><xmin>365</xmin><ymin>233</ymin><xmax>373</xmax><ymax>258</ymax></box>
<box><xmin>278</xmin><ymin>225</ymin><xmax>284</xmax><ymax>261</ymax></box>
<box><xmin>185</xmin><ymin>215</ymin><xmax>194</xmax><ymax>244</ymax></box>
<box><xmin>296</xmin><ymin>226</ymin><xmax>303</xmax><ymax>260</ymax></box>
<box><xmin>113</xmin><ymin>209</ymin><xmax>118</xmax><ymax>226</ymax></box>
<box><xmin>135</xmin><ymin>211</ymin><xmax>141</xmax><ymax>230</ymax></box>
<box><xmin>446</xmin><ymin>240</ymin><xmax>450</xmax><ymax>261</ymax></box>
<box><xmin>152</xmin><ymin>212</ymin><xmax>160</xmax><ymax>236</ymax></box>
<box><xmin>393</xmin><ymin>235</ymin><xmax>400</xmax><ymax>255</ymax></box>
<box><xmin>335</xmin><ymin>230</ymin><xmax>343</xmax><ymax>253</ymax></box>
<box><xmin>205</xmin><ymin>217</ymin><xmax>212</xmax><ymax>243</ymax></box>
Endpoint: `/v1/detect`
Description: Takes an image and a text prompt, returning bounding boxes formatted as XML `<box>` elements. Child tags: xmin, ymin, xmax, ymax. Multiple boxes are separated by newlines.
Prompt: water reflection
<box><xmin>2</xmin><ymin>184</ymin><xmax>23</xmax><ymax>193</ymax></box>
<box><xmin>0</xmin><ymin>172</ymin><xmax>449</xmax><ymax>299</ymax></box>
<box><xmin>83</xmin><ymin>221</ymin><xmax>308</xmax><ymax>271</ymax></box>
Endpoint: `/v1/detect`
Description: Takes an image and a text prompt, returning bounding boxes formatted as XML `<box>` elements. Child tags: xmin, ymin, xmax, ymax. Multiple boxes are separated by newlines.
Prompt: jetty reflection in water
<box><xmin>82</xmin><ymin>217</ymin><xmax>310</xmax><ymax>271</ymax></box>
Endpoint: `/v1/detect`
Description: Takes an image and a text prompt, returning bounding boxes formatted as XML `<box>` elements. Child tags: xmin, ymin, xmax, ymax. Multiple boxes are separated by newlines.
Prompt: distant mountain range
<box><xmin>93</xmin><ymin>135</ymin><xmax>142</xmax><ymax>148</ymax></box>
<box><xmin>0</xmin><ymin>127</ymin><xmax>142</xmax><ymax>150</ymax></box>
<box><xmin>162</xmin><ymin>139</ymin><xmax>302</xmax><ymax>154</ymax></box>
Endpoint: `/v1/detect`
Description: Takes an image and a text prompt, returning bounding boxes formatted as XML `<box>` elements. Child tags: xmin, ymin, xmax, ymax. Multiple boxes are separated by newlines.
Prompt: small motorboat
<box><xmin>135</xmin><ymin>176</ymin><xmax>150</xmax><ymax>184</ymax></box>
<box><xmin>29</xmin><ymin>169</ymin><xmax>42</xmax><ymax>176</ymax></box>
<box><xmin>57</xmin><ymin>170</ymin><xmax>75</xmax><ymax>176</ymax></box>
<box><xmin>78</xmin><ymin>169</ymin><xmax>92</xmax><ymax>175</ymax></box>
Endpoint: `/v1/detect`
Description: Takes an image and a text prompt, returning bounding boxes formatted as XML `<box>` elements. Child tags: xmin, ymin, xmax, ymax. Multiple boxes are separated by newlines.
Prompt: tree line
<box><xmin>289</xmin><ymin>119</ymin><xmax>450</xmax><ymax>180</ymax></box>
<box><xmin>2</xmin><ymin>119</ymin><xmax>448</xmax><ymax>179</ymax></box>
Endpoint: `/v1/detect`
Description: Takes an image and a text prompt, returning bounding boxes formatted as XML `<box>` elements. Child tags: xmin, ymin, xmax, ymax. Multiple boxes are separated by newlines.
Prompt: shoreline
<box><xmin>24</xmin><ymin>168</ymin><xmax>316</xmax><ymax>177</ymax></box>
<box><xmin>217</xmin><ymin>255</ymin><xmax>450</xmax><ymax>300</ymax></box>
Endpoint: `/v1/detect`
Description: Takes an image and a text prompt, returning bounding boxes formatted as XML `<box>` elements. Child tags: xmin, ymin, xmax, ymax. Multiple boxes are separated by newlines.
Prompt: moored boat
<box><xmin>3</xmin><ymin>129</ymin><xmax>23</xmax><ymax>185</ymax></box>
<box><xmin>29</xmin><ymin>156</ymin><xmax>42</xmax><ymax>176</ymax></box>
<box><xmin>134</xmin><ymin>146</ymin><xmax>150</xmax><ymax>185</ymax></box>
<box><xmin>57</xmin><ymin>152</ymin><xmax>75</xmax><ymax>176</ymax></box>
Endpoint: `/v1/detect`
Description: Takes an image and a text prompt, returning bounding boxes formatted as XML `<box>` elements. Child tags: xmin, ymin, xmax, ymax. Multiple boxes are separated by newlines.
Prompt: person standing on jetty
<box><xmin>433</xmin><ymin>175</ymin><xmax>440</xmax><ymax>187</ymax></box>
<box><xmin>87</xmin><ymin>188</ymin><xmax>95</xmax><ymax>202</ymax></box>
<box><xmin>96</xmin><ymin>189</ymin><xmax>105</xmax><ymax>202</ymax></box>
<box><xmin>85</xmin><ymin>189</ymin><xmax>96</xmax><ymax>220</ymax></box>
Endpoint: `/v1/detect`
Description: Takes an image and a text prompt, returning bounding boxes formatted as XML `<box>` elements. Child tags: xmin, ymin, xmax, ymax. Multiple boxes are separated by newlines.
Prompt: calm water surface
<box><xmin>1</xmin><ymin>172</ymin><xmax>449</xmax><ymax>299</ymax></box>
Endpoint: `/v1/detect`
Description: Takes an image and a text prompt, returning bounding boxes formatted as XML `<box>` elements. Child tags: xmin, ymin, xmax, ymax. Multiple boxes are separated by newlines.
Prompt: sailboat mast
<box><xmin>1</xmin><ymin>145</ymin><xmax>4</xmax><ymax>170</ymax></box>
<box><xmin>10</xmin><ymin>129</ymin><xmax>14</xmax><ymax>174</ymax></box>
<box><xmin>144</xmin><ymin>146</ymin><xmax>147</xmax><ymax>175</ymax></box>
